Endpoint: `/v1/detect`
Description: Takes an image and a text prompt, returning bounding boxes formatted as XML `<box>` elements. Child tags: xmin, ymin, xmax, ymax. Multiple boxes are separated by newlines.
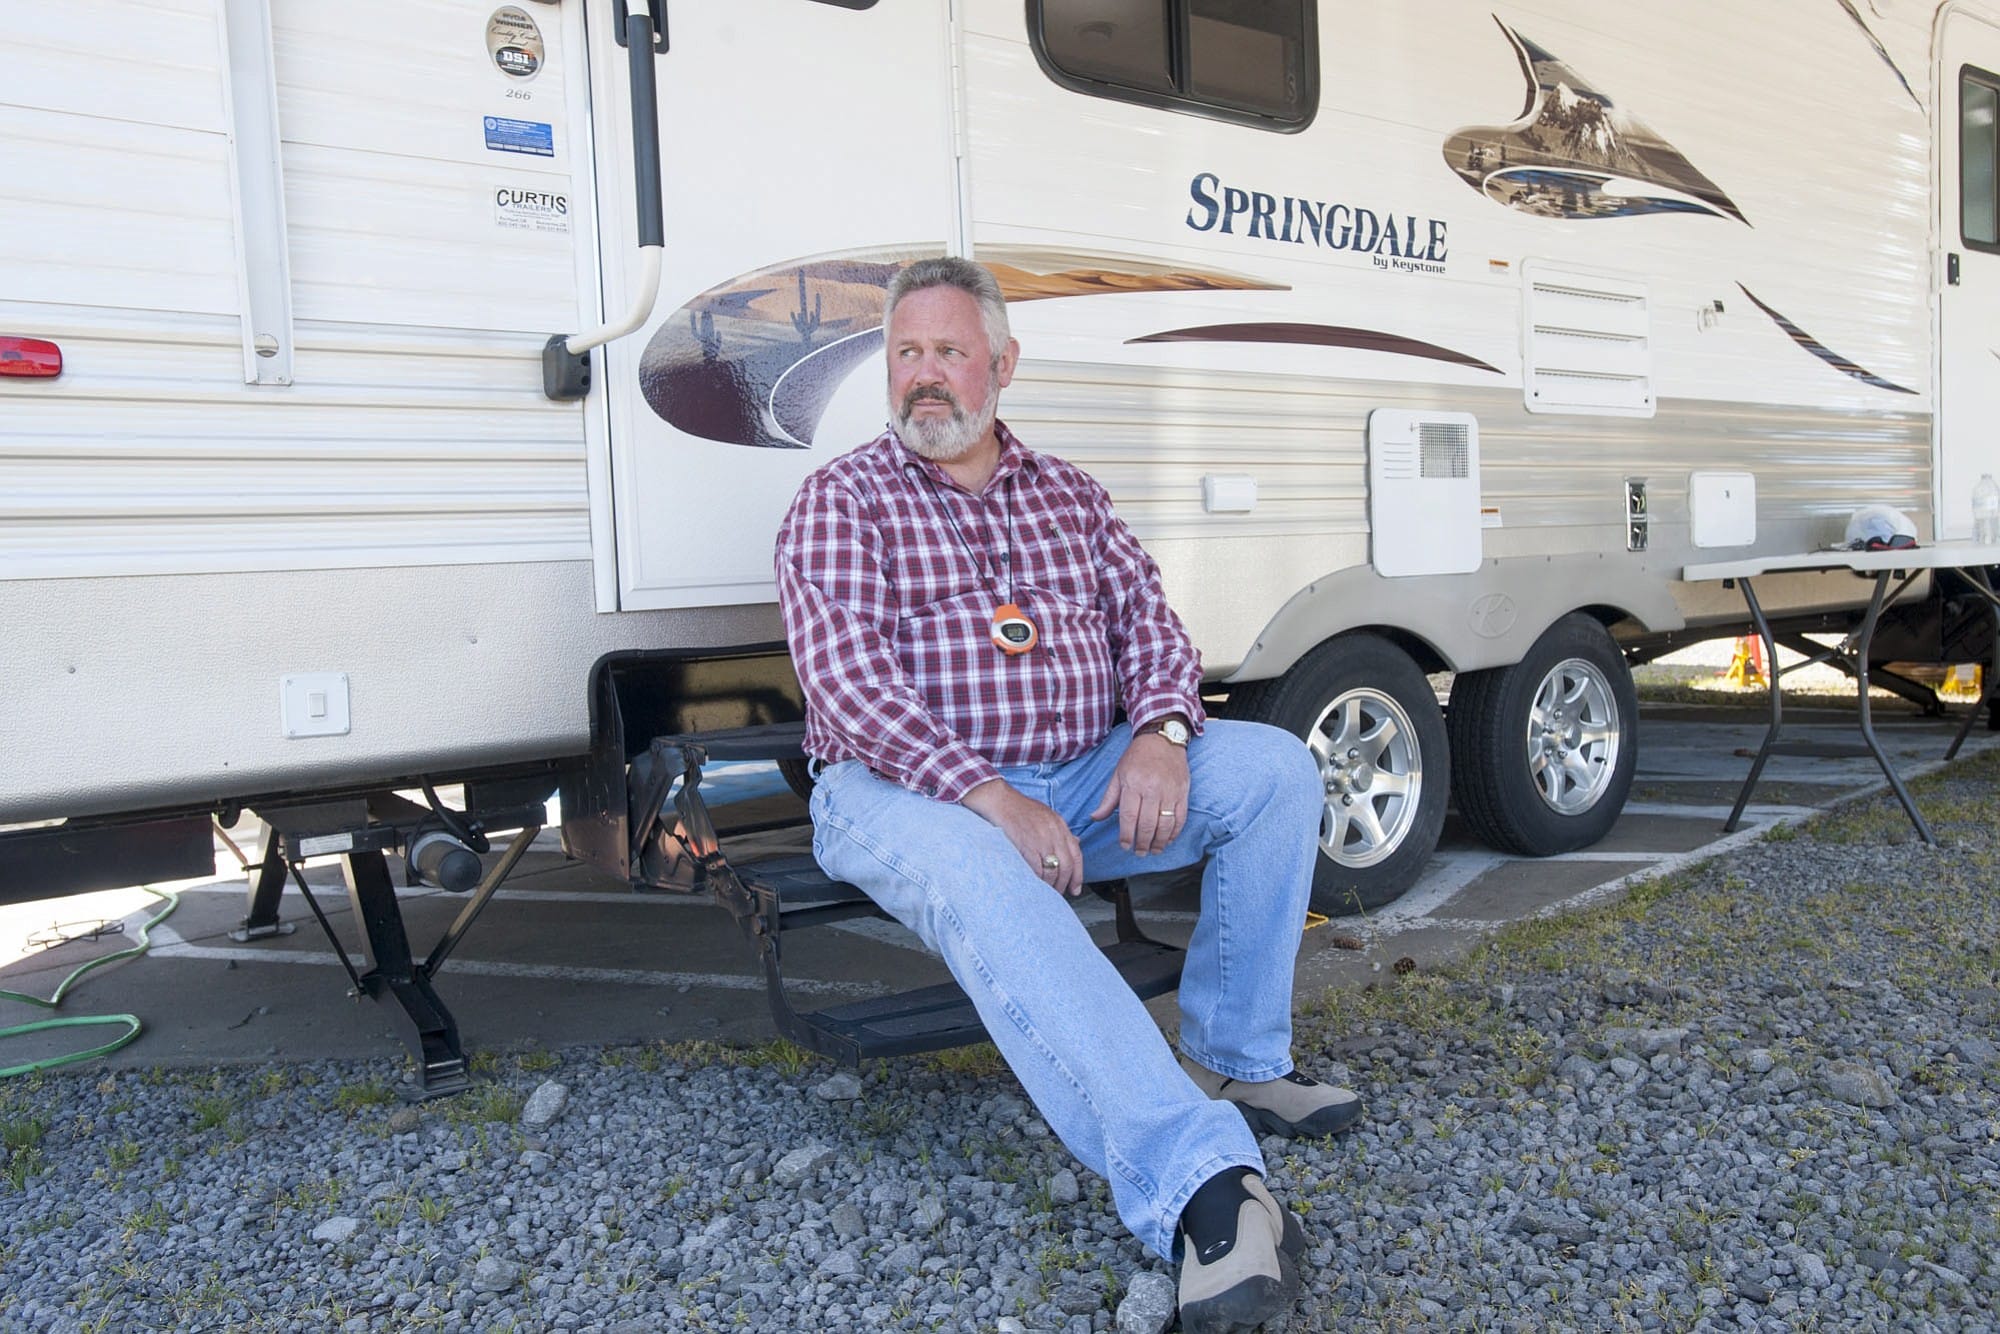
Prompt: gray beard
<box><xmin>893</xmin><ymin>383</ymin><xmax>998</xmax><ymax>462</ymax></box>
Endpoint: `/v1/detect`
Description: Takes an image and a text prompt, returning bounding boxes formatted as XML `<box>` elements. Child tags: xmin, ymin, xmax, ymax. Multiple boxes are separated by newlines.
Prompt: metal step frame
<box><xmin>642</xmin><ymin>734</ymin><xmax>1186</xmax><ymax>1065</ymax></box>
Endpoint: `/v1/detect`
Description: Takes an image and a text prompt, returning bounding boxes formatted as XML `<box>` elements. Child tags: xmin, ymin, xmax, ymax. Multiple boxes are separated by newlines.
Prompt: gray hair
<box><xmin>884</xmin><ymin>256</ymin><xmax>1012</xmax><ymax>364</ymax></box>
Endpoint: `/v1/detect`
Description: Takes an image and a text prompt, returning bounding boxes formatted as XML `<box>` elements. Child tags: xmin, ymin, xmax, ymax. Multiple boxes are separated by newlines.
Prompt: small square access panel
<box><xmin>281</xmin><ymin>672</ymin><xmax>351</xmax><ymax>738</ymax></box>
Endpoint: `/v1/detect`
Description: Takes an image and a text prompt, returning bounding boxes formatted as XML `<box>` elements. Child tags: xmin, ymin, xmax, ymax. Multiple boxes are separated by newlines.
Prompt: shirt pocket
<box><xmin>1013</xmin><ymin>517</ymin><xmax>1096</xmax><ymax>605</ymax></box>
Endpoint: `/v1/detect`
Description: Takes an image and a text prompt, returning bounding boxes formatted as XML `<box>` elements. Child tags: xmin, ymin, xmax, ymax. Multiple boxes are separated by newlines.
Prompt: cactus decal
<box><xmin>637</xmin><ymin>250</ymin><xmax>1282</xmax><ymax>449</ymax></box>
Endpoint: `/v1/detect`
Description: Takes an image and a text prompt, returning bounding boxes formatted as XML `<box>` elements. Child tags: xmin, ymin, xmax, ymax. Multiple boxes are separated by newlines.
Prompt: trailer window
<box><xmin>1030</xmin><ymin>0</ymin><xmax>1317</xmax><ymax>132</ymax></box>
<box><xmin>1964</xmin><ymin>67</ymin><xmax>2000</xmax><ymax>249</ymax></box>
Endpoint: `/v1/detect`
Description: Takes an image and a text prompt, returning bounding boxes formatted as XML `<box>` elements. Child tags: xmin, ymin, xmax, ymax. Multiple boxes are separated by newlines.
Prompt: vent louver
<box><xmin>1523</xmin><ymin>264</ymin><xmax>1654</xmax><ymax>417</ymax></box>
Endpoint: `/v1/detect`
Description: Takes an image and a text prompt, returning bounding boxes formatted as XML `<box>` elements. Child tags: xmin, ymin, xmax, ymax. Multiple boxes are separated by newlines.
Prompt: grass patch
<box><xmin>330</xmin><ymin>1080</ymin><xmax>397</xmax><ymax>1115</ymax></box>
<box><xmin>922</xmin><ymin>1043</ymin><xmax>1008</xmax><ymax>1079</ymax></box>
<box><xmin>121</xmin><ymin>1201</ymin><xmax>169</xmax><ymax>1238</ymax></box>
<box><xmin>3</xmin><ymin>1114</ymin><xmax>49</xmax><ymax>1190</ymax></box>
<box><xmin>442</xmin><ymin>1082</ymin><xmax>524</xmax><ymax>1125</ymax></box>
<box><xmin>648</xmin><ymin>1038</ymin><xmax>823</xmax><ymax>1075</ymax></box>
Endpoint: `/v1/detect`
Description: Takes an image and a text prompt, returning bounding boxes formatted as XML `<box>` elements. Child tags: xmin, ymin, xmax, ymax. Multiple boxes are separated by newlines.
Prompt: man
<box><xmin>774</xmin><ymin>257</ymin><xmax>1360</xmax><ymax>1333</ymax></box>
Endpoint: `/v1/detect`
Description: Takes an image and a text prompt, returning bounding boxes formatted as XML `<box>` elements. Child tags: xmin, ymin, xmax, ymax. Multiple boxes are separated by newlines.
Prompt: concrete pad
<box><xmin>3</xmin><ymin>704</ymin><xmax>1995</xmax><ymax>1083</ymax></box>
<box><xmin>1441</xmin><ymin>857</ymin><xmax>1667</xmax><ymax>923</ymax></box>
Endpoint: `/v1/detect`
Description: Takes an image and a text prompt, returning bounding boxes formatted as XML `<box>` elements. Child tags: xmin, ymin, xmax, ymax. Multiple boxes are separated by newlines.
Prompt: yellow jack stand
<box><xmin>1940</xmin><ymin>662</ymin><xmax>1983</xmax><ymax>701</ymax></box>
<box><xmin>1724</xmin><ymin>635</ymin><xmax>1767</xmax><ymax>688</ymax></box>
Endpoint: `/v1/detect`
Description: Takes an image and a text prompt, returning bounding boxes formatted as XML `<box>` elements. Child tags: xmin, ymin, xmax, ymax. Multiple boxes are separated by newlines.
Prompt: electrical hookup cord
<box><xmin>0</xmin><ymin>887</ymin><xmax>179</xmax><ymax>1079</ymax></box>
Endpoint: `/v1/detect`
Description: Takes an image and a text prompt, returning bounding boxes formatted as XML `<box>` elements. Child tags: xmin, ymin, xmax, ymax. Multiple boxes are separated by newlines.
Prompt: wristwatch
<box><xmin>1138</xmin><ymin>714</ymin><xmax>1192</xmax><ymax>747</ymax></box>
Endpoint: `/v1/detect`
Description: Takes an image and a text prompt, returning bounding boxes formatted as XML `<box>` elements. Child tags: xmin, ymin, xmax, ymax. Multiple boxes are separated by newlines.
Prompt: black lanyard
<box><xmin>917</xmin><ymin>466</ymin><xmax>1016</xmax><ymax>605</ymax></box>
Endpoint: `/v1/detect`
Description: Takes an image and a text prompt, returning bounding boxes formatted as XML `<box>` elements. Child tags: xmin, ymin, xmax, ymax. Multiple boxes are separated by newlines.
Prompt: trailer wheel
<box><xmin>778</xmin><ymin>757</ymin><xmax>816</xmax><ymax>801</ymax></box>
<box><xmin>1230</xmin><ymin>635</ymin><xmax>1449</xmax><ymax>915</ymax></box>
<box><xmin>1447</xmin><ymin>614</ymin><xmax>1637</xmax><ymax>856</ymax></box>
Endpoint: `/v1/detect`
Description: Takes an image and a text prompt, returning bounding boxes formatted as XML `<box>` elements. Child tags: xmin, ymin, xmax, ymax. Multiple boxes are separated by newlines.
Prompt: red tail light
<box><xmin>0</xmin><ymin>337</ymin><xmax>62</xmax><ymax>378</ymax></box>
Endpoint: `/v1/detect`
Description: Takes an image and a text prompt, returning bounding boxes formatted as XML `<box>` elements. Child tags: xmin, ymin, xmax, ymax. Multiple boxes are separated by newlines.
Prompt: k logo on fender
<box><xmin>1468</xmin><ymin>594</ymin><xmax>1517</xmax><ymax>640</ymax></box>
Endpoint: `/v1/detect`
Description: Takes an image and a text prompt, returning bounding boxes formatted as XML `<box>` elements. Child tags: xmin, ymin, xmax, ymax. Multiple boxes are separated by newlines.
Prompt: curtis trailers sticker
<box><xmin>495</xmin><ymin>187</ymin><xmax>568</xmax><ymax>234</ymax></box>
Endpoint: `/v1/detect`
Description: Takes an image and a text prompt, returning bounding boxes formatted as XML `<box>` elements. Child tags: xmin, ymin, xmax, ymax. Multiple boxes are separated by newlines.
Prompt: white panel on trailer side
<box><xmin>0</xmin><ymin>0</ymin><xmax>1993</xmax><ymax>911</ymax></box>
<box><xmin>0</xmin><ymin>0</ymin><xmax>775</xmax><ymax>827</ymax></box>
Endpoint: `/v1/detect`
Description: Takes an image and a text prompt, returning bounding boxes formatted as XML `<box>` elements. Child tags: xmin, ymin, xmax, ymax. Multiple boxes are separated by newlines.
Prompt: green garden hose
<box><xmin>0</xmin><ymin>888</ymin><xmax>179</xmax><ymax>1078</ymax></box>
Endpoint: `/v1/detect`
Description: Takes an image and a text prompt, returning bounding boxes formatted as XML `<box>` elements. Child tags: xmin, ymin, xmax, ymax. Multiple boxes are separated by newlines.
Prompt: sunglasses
<box><xmin>1849</xmin><ymin>533</ymin><xmax>1916</xmax><ymax>551</ymax></box>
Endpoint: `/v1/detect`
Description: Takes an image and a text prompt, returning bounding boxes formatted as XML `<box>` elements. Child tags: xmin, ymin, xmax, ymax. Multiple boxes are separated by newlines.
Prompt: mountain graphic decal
<box><xmin>1444</xmin><ymin>18</ymin><xmax>1747</xmax><ymax>223</ymax></box>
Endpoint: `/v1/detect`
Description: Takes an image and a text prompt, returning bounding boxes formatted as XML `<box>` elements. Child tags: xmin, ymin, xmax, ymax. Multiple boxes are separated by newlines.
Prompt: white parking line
<box><xmin>144</xmin><ymin>924</ymin><xmax>876</xmax><ymax>997</ymax></box>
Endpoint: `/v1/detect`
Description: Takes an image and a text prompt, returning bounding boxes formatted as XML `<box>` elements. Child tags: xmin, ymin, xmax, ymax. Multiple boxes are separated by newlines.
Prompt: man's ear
<box><xmin>995</xmin><ymin>338</ymin><xmax>1021</xmax><ymax>389</ymax></box>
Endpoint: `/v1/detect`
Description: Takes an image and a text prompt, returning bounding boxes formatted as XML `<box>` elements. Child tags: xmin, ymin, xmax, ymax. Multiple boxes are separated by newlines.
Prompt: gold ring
<box><xmin>1041</xmin><ymin>854</ymin><xmax>1061</xmax><ymax>871</ymax></box>
<box><xmin>1159</xmin><ymin>809</ymin><xmax>1176</xmax><ymax>818</ymax></box>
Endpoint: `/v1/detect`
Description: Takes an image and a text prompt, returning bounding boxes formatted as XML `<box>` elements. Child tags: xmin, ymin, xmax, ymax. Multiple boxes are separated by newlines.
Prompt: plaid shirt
<box><xmin>775</xmin><ymin>423</ymin><xmax>1205</xmax><ymax>803</ymax></box>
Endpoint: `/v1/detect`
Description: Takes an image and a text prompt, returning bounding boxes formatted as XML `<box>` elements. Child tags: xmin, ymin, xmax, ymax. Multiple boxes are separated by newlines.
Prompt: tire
<box><xmin>1447</xmin><ymin>613</ymin><xmax>1638</xmax><ymax>857</ymax></box>
<box><xmin>1230</xmin><ymin>635</ymin><xmax>1450</xmax><ymax>915</ymax></box>
<box><xmin>778</xmin><ymin>756</ymin><xmax>816</xmax><ymax>801</ymax></box>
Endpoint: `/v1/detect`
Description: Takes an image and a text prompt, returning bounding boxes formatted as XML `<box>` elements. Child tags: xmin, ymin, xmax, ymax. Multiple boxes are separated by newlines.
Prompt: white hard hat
<box><xmin>1844</xmin><ymin>504</ymin><xmax>1917</xmax><ymax>549</ymax></box>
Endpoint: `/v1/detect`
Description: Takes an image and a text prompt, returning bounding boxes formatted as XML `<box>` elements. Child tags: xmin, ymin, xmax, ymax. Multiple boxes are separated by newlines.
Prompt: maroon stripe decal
<box><xmin>1128</xmin><ymin>322</ymin><xmax>1501</xmax><ymax>374</ymax></box>
<box><xmin>1737</xmin><ymin>285</ymin><xmax>1916</xmax><ymax>395</ymax></box>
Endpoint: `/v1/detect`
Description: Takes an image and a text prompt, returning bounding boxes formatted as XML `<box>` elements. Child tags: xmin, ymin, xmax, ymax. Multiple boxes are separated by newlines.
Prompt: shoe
<box><xmin>1179</xmin><ymin>1053</ymin><xmax>1363</xmax><ymax>1139</ymax></box>
<box><xmin>1177</xmin><ymin>1172</ymin><xmax>1305</xmax><ymax>1333</ymax></box>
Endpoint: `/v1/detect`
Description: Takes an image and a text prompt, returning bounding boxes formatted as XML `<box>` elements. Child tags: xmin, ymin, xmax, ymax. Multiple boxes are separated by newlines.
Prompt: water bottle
<box><xmin>1977</xmin><ymin>473</ymin><xmax>2000</xmax><ymax>545</ymax></box>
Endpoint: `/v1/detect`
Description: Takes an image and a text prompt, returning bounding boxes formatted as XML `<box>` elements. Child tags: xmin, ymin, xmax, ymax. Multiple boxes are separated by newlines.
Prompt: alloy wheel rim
<box><xmin>1526</xmin><ymin>656</ymin><xmax>1621</xmax><ymax>814</ymax></box>
<box><xmin>1308</xmin><ymin>687</ymin><xmax>1423</xmax><ymax>868</ymax></box>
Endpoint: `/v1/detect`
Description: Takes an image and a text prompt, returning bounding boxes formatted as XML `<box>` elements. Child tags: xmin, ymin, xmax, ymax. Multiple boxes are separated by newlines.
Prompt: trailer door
<box><xmin>1940</xmin><ymin>9</ymin><xmax>2000</xmax><ymax>537</ymax></box>
<box><xmin>587</xmin><ymin>2</ymin><xmax>957</xmax><ymax>611</ymax></box>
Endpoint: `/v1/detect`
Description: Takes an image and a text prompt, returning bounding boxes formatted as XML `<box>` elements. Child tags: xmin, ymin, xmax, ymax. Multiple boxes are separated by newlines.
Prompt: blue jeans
<box><xmin>808</xmin><ymin>719</ymin><xmax>1321</xmax><ymax>1259</ymax></box>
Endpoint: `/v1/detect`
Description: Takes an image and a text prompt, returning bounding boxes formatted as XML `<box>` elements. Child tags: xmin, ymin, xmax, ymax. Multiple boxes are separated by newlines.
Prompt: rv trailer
<box><xmin>3</xmin><ymin>0</ymin><xmax>1994</xmax><ymax>1085</ymax></box>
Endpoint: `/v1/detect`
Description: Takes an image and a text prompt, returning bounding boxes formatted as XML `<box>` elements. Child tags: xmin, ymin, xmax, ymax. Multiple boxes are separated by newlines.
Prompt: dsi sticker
<box><xmin>483</xmin><ymin>116</ymin><xmax>554</xmax><ymax>157</ymax></box>
<box><xmin>487</xmin><ymin>6</ymin><xmax>544</xmax><ymax>80</ymax></box>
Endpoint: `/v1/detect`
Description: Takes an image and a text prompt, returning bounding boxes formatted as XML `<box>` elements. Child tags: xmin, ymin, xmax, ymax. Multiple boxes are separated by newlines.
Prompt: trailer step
<box><xmin>791</xmin><ymin>937</ymin><xmax>1184</xmax><ymax>1060</ymax></box>
<box><xmin>623</xmin><ymin>734</ymin><xmax>1188</xmax><ymax>1064</ymax></box>
<box><xmin>740</xmin><ymin>853</ymin><xmax>884</xmax><ymax>930</ymax></box>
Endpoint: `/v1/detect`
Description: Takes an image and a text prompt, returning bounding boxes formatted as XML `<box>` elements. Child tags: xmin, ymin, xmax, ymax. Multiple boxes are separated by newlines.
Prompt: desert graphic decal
<box><xmin>1445</xmin><ymin>18</ymin><xmax>1746</xmax><ymax>223</ymax></box>
<box><xmin>1128</xmin><ymin>323</ymin><xmax>1500</xmax><ymax>375</ymax></box>
<box><xmin>1834</xmin><ymin>0</ymin><xmax>1919</xmax><ymax>108</ymax></box>
<box><xmin>638</xmin><ymin>251</ymin><xmax>1280</xmax><ymax>449</ymax></box>
<box><xmin>1738</xmin><ymin>284</ymin><xmax>1915</xmax><ymax>395</ymax></box>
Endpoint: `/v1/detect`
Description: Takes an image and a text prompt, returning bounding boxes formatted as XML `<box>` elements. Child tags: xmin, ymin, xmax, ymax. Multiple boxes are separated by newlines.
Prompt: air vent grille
<box><xmin>1523</xmin><ymin>263</ymin><xmax>1655</xmax><ymax>417</ymax></box>
<box><xmin>1418</xmin><ymin>422</ymin><xmax>1470</xmax><ymax>479</ymax></box>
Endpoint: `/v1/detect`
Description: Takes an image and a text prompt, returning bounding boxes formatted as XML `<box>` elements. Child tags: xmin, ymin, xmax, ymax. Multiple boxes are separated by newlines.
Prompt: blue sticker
<box><xmin>483</xmin><ymin>116</ymin><xmax>554</xmax><ymax>158</ymax></box>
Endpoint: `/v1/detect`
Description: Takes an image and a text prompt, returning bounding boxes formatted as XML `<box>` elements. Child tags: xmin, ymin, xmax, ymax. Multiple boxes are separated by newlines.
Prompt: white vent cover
<box><xmin>1523</xmin><ymin>262</ymin><xmax>1655</xmax><ymax>417</ymax></box>
<box><xmin>1368</xmin><ymin>409</ymin><xmax>1482</xmax><ymax>577</ymax></box>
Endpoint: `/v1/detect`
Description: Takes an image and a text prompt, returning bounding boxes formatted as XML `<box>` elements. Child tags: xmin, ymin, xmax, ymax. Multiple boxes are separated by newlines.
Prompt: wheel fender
<box><xmin>1225</xmin><ymin>554</ymin><xmax>1684</xmax><ymax>684</ymax></box>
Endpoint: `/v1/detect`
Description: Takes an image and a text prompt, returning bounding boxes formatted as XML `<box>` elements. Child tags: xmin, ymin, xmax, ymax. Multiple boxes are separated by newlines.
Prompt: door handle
<box><xmin>1950</xmin><ymin>252</ymin><xmax>1963</xmax><ymax>286</ymax></box>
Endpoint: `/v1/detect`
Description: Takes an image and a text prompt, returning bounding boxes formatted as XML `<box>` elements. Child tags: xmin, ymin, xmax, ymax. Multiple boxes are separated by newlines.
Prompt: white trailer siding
<box><xmin>1</xmin><ymin>1</ymin><xmax>593</xmax><ymax>584</ymax></box>
<box><xmin>962</xmin><ymin>0</ymin><xmax>1937</xmax><ymax>675</ymax></box>
<box><xmin>0</xmin><ymin>0</ymin><xmax>770</xmax><ymax>824</ymax></box>
<box><xmin>0</xmin><ymin>0</ymin><xmax>1982</xmax><ymax>830</ymax></box>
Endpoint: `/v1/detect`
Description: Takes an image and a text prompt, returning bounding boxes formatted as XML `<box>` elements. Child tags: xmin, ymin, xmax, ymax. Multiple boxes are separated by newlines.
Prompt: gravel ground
<box><xmin>5</xmin><ymin>753</ymin><xmax>2000</xmax><ymax>1333</ymax></box>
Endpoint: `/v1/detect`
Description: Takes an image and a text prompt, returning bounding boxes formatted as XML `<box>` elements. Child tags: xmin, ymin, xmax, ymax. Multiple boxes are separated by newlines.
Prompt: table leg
<box><xmin>1851</xmin><ymin>572</ymin><xmax>1936</xmax><ymax>844</ymax></box>
<box><xmin>1723</xmin><ymin>577</ymin><xmax>1783</xmax><ymax>833</ymax></box>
